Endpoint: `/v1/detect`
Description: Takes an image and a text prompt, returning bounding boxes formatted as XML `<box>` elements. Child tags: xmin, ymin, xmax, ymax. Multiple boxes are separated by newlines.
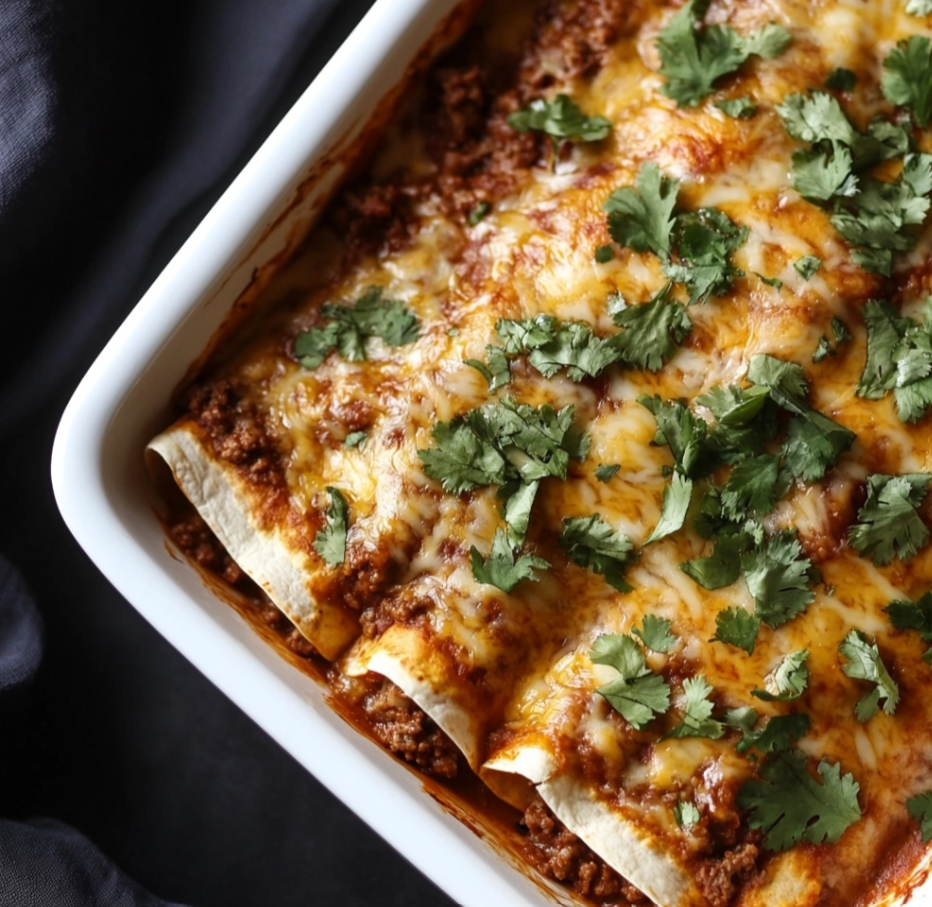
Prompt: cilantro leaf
<box><xmin>467</xmin><ymin>201</ymin><xmax>489</xmax><ymax>226</ymax></box>
<box><xmin>667</xmin><ymin>675</ymin><xmax>725</xmax><ymax>739</ymax></box>
<box><xmin>720</xmin><ymin>454</ymin><xmax>780</xmax><ymax>520</ymax></box>
<box><xmin>885</xmin><ymin>591</ymin><xmax>932</xmax><ymax>662</ymax></box>
<box><xmin>638</xmin><ymin>395</ymin><xmax>711</xmax><ymax>478</ymax></box>
<box><xmin>470</xmin><ymin>529</ymin><xmax>549</xmax><ymax>593</ymax></box>
<box><xmin>594</xmin><ymin>244</ymin><xmax>614</xmax><ymax>263</ymax></box>
<box><xmin>604</xmin><ymin>163</ymin><xmax>679</xmax><ymax>259</ymax></box>
<box><xmin>343</xmin><ymin>431</ymin><xmax>367</xmax><ymax>450</ymax></box>
<box><xmin>825</xmin><ymin>68</ymin><xmax>857</xmax><ymax>92</ymax></box>
<box><xmin>794</xmin><ymin>255</ymin><xmax>822</xmax><ymax>279</ymax></box>
<box><xmin>882</xmin><ymin>36</ymin><xmax>932</xmax><ymax>128</ymax></box>
<box><xmin>737</xmin><ymin>748</ymin><xmax>861</xmax><ymax>851</ymax></box>
<box><xmin>633</xmin><ymin>614</ymin><xmax>676</xmax><ymax>653</ymax></box>
<box><xmin>508</xmin><ymin>94</ymin><xmax>612</xmax><ymax>144</ymax></box>
<box><xmin>747</xmin><ymin>354</ymin><xmax>809</xmax><ymax>407</ymax></box>
<box><xmin>591</xmin><ymin>633</ymin><xmax>671</xmax><ymax>729</ymax></box>
<box><xmin>812</xmin><ymin>337</ymin><xmax>835</xmax><ymax>363</ymax></box>
<box><xmin>418</xmin><ymin>421</ymin><xmax>508</xmax><ymax>493</ymax></box>
<box><xmin>907</xmin><ymin>0</ymin><xmax>932</xmax><ymax>13</ymax></box>
<box><xmin>595</xmin><ymin>464</ymin><xmax>620</xmax><ymax>483</ymax></box>
<box><xmin>839</xmin><ymin>629</ymin><xmax>900</xmax><ymax>721</ymax></box>
<box><xmin>857</xmin><ymin>299</ymin><xmax>913</xmax><ymax>399</ymax></box>
<box><xmin>313</xmin><ymin>487</ymin><xmax>349</xmax><ymax>566</ymax></box>
<box><xmin>790</xmin><ymin>145</ymin><xmax>858</xmax><ymax>201</ymax></box>
<box><xmin>662</xmin><ymin>207</ymin><xmax>748</xmax><ymax>303</ymax></box>
<box><xmin>848</xmin><ymin>472</ymin><xmax>931</xmax><ymax>565</ymax></box>
<box><xmin>645</xmin><ymin>472</ymin><xmax>694</xmax><ymax>544</ymax></box>
<box><xmin>673</xmin><ymin>801</ymin><xmax>701</xmax><ymax>828</ymax></box>
<box><xmin>735</xmin><ymin>713</ymin><xmax>811</xmax><ymax>756</ymax></box>
<box><xmin>907</xmin><ymin>792</ymin><xmax>932</xmax><ymax>842</ymax></box>
<box><xmin>500</xmin><ymin>479</ymin><xmax>539</xmax><ymax>548</ymax></box>
<box><xmin>682</xmin><ymin>529</ymin><xmax>753</xmax><ymax>589</ymax></box>
<box><xmin>465</xmin><ymin>345</ymin><xmax>512</xmax><ymax>391</ymax></box>
<box><xmin>712</xmin><ymin>606</ymin><xmax>761</xmax><ymax>654</ymax></box>
<box><xmin>741</xmin><ymin>530</ymin><xmax>815</xmax><ymax>628</ymax></box>
<box><xmin>752</xmin><ymin>649</ymin><xmax>810</xmax><ymax>701</ymax></box>
<box><xmin>610</xmin><ymin>290</ymin><xmax>692</xmax><ymax>370</ymax></box>
<box><xmin>561</xmin><ymin>515</ymin><xmax>636</xmax><ymax>592</ymax></box>
<box><xmin>697</xmin><ymin>384</ymin><xmax>770</xmax><ymax>425</ymax></box>
<box><xmin>656</xmin><ymin>0</ymin><xmax>790</xmax><ymax>108</ymax></box>
<box><xmin>715</xmin><ymin>97</ymin><xmax>757</xmax><ymax>118</ymax></box>
<box><xmin>295</xmin><ymin>287</ymin><xmax>419</xmax><ymax>370</ymax></box>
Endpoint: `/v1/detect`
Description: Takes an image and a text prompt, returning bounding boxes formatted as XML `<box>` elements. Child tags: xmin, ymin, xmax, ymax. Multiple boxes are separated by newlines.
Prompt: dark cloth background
<box><xmin>0</xmin><ymin>2</ymin><xmax>459</xmax><ymax>905</ymax></box>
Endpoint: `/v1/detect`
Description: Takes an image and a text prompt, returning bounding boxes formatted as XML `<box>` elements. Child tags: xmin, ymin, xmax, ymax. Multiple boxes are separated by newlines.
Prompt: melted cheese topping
<box><xmin>160</xmin><ymin>1</ymin><xmax>932</xmax><ymax>905</ymax></box>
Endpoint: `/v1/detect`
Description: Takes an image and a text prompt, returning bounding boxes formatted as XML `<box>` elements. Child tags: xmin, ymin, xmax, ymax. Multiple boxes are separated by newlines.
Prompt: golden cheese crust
<box><xmin>150</xmin><ymin>1</ymin><xmax>932</xmax><ymax>905</ymax></box>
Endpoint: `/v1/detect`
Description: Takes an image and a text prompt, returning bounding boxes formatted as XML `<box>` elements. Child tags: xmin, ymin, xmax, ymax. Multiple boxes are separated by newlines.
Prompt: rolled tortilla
<box><xmin>148</xmin><ymin>423</ymin><xmax>359</xmax><ymax>660</ymax></box>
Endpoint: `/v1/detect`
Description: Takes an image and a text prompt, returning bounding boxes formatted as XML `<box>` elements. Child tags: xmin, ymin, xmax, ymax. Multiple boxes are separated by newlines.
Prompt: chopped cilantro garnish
<box><xmin>313</xmin><ymin>487</ymin><xmax>349</xmax><ymax>566</ymax></box>
<box><xmin>632</xmin><ymin>614</ymin><xmax>676</xmax><ymax>653</ymax></box>
<box><xmin>500</xmin><ymin>479</ymin><xmax>539</xmax><ymax>548</ymax></box>
<box><xmin>839</xmin><ymin>630</ymin><xmax>900</xmax><ymax>721</ymax></box>
<box><xmin>294</xmin><ymin>287</ymin><xmax>419</xmax><ymax>369</ymax></box>
<box><xmin>508</xmin><ymin>94</ymin><xmax>611</xmax><ymax>161</ymax></box>
<box><xmin>907</xmin><ymin>792</ymin><xmax>932</xmax><ymax>842</ymax></box>
<box><xmin>882</xmin><ymin>36</ymin><xmax>932</xmax><ymax>128</ymax></box>
<box><xmin>467</xmin><ymin>202</ymin><xmax>490</xmax><ymax>226</ymax></box>
<box><xmin>418</xmin><ymin>420</ymin><xmax>508</xmax><ymax>493</ymax></box>
<box><xmin>595</xmin><ymin>464</ymin><xmax>620</xmax><ymax>483</ymax></box>
<box><xmin>715</xmin><ymin>97</ymin><xmax>757</xmax><ymax>118</ymax></box>
<box><xmin>697</xmin><ymin>384</ymin><xmax>770</xmax><ymax>425</ymax></box>
<box><xmin>848</xmin><ymin>472</ymin><xmax>931</xmax><ymax>565</ymax></box>
<box><xmin>560</xmin><ymin>515</ymin><xmax>636</xmax><ymax>592</ymax></box>
<box><xmin>885</xmin><ymin>591</ymin><xmax>932</xmax><ymax>662</ymax></box>
<box><xmin>907</xmin><ymin>0</ymin><xmax>932</xmax><ymax>13</ymax></box>
<box><xmin>343</xmin><ymin>431</ymin><xmax>367</xmax><ymax>450</ymax></box>
<box><xmin>594</xmin><ymin>244</ymin><xmax>614</xmax><ymax>263</ymax></box>
<box><xmin>667</xmin><ymin>676</ymin><xmax>725</xmax><ymax>739</ymax></box>
<box><xmin>857</xmin><ymin>298</ymin><xmax>932</xmax><ymax>422</ymax></box>
<box><xmin>663</xmin><ymin>208</ymin><xmax>749</xmax><ymax>304</ymax></box>
<box><xmin>591</xmin><ymin>633</ymin><xmax>671</xmax><ymax>729</ymax></box>
<box><xmin>605</xmin><ymin>163</ymin><xmax>678</xmax><ymax>259</ymax></box>
<box><xmin>655</xmin><ymin>0</ymin><xmax>791</xmax><ymax>108</ymax></box>
<box><xmin>825</xmin><ymin>68</ymin><xmax>856</xmax><ymax>92</ymax></box>
<box><xmin>469</xmin><ymin>528</ymin><xmax>549</xmax><ymax>593</ymax></box>
<box><xmin>777</xmin><ymin>91</ymin><xmax>929</xmax><ymax>276</ymax></box>
<box><xmin>812</xmin><ymin>337</ymin><xmax>835</xmax><ymax>363</ymax></box>
<box><xmin>752</xmin><ymin>649</ymin><xmax>809</xmax><ymax>701</ymax></box>
<box><xmin>638</xmin><ymin>395</ymin><xmax>711</xmax><ymax>478</ymax></box>
<box><xmin>673</xmin><ymin>801</ymin><xmax>701</xmax><ymax>828</ymax></box>
<box><xmin>644</xmin><ymin>472</ymin><xmax>694</xmax><ymax>544</ymax></box>
<box><xmin>794</xmin><ymin>255</ymin><xmax>822</xmax><ymax>279</ymax></box>
<box><xmin>737</xmin><ymin>748</ymin><xmax>861</xmax><ymax>851</ymax></box>
<box><xmin>741</xmin><ymin>530</ymin><xmax>815</xmax><ymax>628</ymax></box>
<box><xmin>711</xmin><ymin>606</ymin><xmax>761</xmax><ymax>654</ymax></box>
<box><xmin>735</xmin><ymin>712</ymin><xmax>811</xmax><ymax>756</ymax></box>
<box><xmin>832</xmin><ymin>317</ymin><xmax>852</xmax><ymax>344</ymax></box>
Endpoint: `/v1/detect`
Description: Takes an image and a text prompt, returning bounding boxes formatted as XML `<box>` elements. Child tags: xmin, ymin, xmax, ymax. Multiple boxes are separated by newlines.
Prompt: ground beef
<box><xmin>359</xmin><ymin>591</ymin><xmax>431</xmax><ymax>639</ymax></box>
<box><xmin>361</xmin><ymin>680</ymin><xmax>460</xmax><ymax>778</ymax></box>
<box><xmin>185</xmin><ymin>379</ymin><xmax>284</xmax><ymax>485</ymax></box>
<box><xmin>169</xmin><ymin>512</ymin><xmax>244</xmax><ymax>586</ymax></box>
<box><xmin>694</xmin><ymin>841</ymin><xmax>761</xmax><ymax>907</ymax></box>
<box><xmin>518</xmin><ymin>796</ymin><xmax>647</xmax><ymax>904</ymax></box>
<box><xmin>336</xmin><ymin>182</ymin><xmax>415</xmax><ymax>258</ymax></box>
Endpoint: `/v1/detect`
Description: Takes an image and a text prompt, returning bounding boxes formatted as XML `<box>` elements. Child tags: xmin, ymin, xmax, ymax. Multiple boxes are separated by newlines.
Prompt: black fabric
<box><xmin>0</xmin><ymin>1</ymin><xmax>458</xmax><ymax>905</ymax></box>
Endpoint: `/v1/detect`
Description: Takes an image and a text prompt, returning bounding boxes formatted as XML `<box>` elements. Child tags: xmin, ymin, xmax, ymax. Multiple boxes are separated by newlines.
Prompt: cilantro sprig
<box><xmin>882</xmin><ymin>36</ymin><xmax>932</xmax><ymax>128</ymax></box>
<box><xmin>907</xmin><ymin>792</ymin><xmax>932</xmax><ymax>842</ymax></box>
<box><xmin>591</xmin><ymin>633</ymin><xmax>671</xmax><ymax>730</ymax></box>
<box><xmin>839</xmin><ymin>630</ymin><xmax>900</xmax><ymax>721</ymax></box>
<box><xmin>666</xmin><ymin>676</ymin><xmax>725</xmax><ymax>739</ymax></box>
<box><xmin>294</xmin><ymin>287</ymin><xmax>419</xmax><ymax>369</ymax></box>
<box><xmin>737</xmin><ymin>748</ymin><xmax>862</xmax><ymax>851</ymax></box>
<box><xmin>656</xmin><ymin>0</ymin><xmax>791</xmax><ymax>108</ymax></box>
<box><xmin>470</xmin><ymin>529</ymin><xmax>549</xmax><ymax>593</ymax></box>
<box><xmin>752</xmin><ymin>650</ymin><xmax>809</xmax><ymax>702</ymax></box>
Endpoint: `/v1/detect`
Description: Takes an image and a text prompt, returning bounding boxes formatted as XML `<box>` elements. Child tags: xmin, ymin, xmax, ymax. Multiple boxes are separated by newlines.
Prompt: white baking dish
<box><xmin>50</xmin><ymin>1</ymin><xmax>583</xmax><ymax>905</ymax></box>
